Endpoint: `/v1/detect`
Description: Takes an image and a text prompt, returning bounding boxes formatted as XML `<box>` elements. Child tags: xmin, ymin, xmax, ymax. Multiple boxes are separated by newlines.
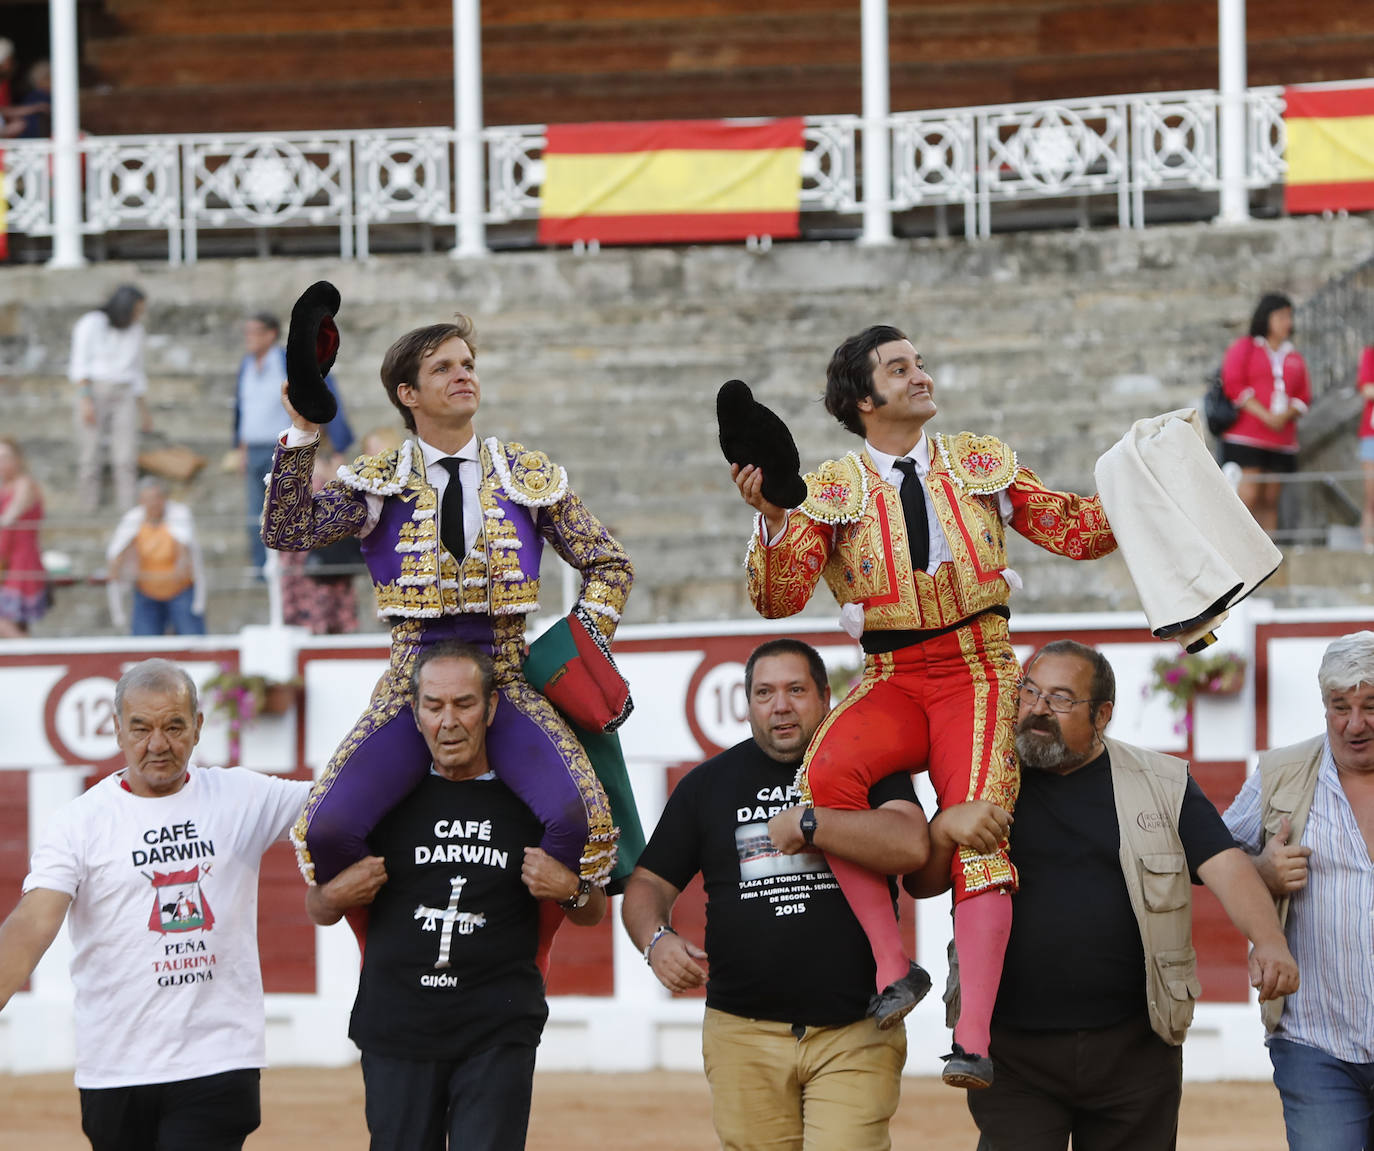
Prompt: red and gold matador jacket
<box><xmin>746</xmin><ymin>432</ymin><xmax>1116</xmax><ymax>631</ymax></box>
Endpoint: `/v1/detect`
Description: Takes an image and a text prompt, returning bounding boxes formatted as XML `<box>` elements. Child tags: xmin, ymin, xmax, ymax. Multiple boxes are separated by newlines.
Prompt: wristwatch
<box><xmin>559</xmin><ymin>878</ymin><xmax>592</xmax><ymax>911</ymax></box>
<box><xmin>799</xmin><ymin>807</ymin><xmax>819</xmax><ymax>846</ymax></box>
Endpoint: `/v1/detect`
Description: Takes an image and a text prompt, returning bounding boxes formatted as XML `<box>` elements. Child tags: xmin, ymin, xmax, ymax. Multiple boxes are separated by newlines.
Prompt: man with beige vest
<box><xmin>1223</xmin><ymin>630</ymin><xmax>1374</xmax><ymax>1151</ymax></box>
<box><xmin>907</xmin><ymin>639</ymin><xmax>1297</xmax><ymax>1151</ymax></box>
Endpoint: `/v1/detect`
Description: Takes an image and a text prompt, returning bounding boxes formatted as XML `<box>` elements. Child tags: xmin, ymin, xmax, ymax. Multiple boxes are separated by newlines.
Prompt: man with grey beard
<box><xmin>906</xmin><ymin>639</ymin><xmax>1297</xmax><ymax>1151</ymax></box>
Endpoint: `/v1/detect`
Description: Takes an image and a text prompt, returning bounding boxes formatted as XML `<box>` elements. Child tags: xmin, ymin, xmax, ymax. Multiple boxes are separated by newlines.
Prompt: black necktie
<box><xmin>437</xmin><ymin>458</ymin><xmax>466</xmax><ymax>561</ymax></box>
<box><xmin>893</xmin><ymin>457</ymin><xmax>930</xmax><ymax>575</ymax></box>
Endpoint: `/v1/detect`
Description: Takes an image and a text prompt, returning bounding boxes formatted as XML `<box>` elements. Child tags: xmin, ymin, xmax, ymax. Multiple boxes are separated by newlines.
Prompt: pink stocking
<box><xmin>827</xmin><ymin>854</ymin><xmax>910</xmax><ymax>990</ymax></box>
<box><xmin>952</xmin><ymin>890</ymin><xmax>1012</xmax><ymax>1056</ymax></box>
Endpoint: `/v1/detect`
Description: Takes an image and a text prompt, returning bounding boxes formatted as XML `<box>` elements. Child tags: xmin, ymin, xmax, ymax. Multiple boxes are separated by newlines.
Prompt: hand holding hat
<box><xmin>716</xmin><ymin>379</ymin><xmax>807</xmax><ymax>510</ymax></box>
<box><xmin>285</xmin><ymin>280</ymin><xmax>342</xmax><ymax>426</ymax></box>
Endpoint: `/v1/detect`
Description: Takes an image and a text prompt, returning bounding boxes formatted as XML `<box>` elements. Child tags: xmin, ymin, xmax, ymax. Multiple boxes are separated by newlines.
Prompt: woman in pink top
<box><xmin>0</xmin><ymin>437</ymin><xmax>49</xmax><ymax>637</ymax></box>
<box><xmin>1220</xmin><ymin>292</ymin><xmax>1310</xmax><ymax>537</ymax></box>
<box><xmin>1357</xmin><ymin>345</ymin><xmax>1374</xmax><ymax>550</ymax></box>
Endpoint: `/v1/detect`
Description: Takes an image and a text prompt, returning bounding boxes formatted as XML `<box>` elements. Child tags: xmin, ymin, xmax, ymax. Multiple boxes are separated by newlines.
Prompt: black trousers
<box><xmin>968</xmin><ymin>1015</ymin><xmax>1183</xmax><ymax>1151</ymax></box>
<box><xmin>360</xmin><ymin>1043</ymin><xmax>538</xmax><ymax>1151</ymax></box>
<box><xmin>78</xmin><ymin>1068</ymin><xmax>261</xmax><ymax>1151</ymax></box>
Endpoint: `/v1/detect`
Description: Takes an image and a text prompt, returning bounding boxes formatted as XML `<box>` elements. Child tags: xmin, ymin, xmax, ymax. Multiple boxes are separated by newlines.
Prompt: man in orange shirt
<box><xmin>107</xmin><ymin>478</ymin><xmax>206</xmax><ymax>635</ymax></box>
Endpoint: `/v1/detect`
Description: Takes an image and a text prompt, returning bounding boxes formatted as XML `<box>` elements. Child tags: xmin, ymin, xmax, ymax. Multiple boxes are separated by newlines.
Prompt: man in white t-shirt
<box><xmin>0</xmin><ymin>658</ymin><xmax>310</xmax><ymax>1151</ymax></box>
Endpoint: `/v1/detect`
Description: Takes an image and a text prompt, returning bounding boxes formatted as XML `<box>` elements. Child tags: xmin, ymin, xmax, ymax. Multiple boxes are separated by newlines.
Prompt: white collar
<box><xmin>418</xmin><ymin>433</ymin><xmax>478</xmax><ymax>468</ymax></box>
<box><xmin>866</xmin><ymin>433</ymin><xmax>931</xmax><ymax>477</ymax></box>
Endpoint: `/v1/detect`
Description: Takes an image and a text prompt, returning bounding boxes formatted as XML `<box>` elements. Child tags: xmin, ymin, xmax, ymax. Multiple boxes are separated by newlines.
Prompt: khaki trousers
<box><xmin>702</xmin><ymin>1006</ymin><xmax>906</xmax><ymax>1151</ymax></box>
<box><xmin>75</xmin><ymin>378</ymin><xmax>139</xmax><ymax>509</ymax></box>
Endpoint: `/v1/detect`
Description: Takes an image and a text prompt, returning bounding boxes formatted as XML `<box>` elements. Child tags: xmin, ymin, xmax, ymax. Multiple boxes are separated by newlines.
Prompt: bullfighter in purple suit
<box><xmin>261</xmin><ymin>315</ymin><xmax>632</xmax><ymax>896</ymax></box>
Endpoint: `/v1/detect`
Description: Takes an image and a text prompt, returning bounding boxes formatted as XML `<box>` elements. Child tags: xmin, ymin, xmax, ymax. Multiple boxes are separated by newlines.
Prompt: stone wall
<box><xmin>3</xmin><ymin>214</ymin><xmax>1372</xmax><ymax>636</ymax></box>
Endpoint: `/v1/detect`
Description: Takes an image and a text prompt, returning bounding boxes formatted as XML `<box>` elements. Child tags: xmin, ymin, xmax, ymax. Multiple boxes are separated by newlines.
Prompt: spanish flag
<box><xmin>1284</xmin><ymin>84</ymin><xmax>1374</xmax><ymax>215</ymax></box>
<box><xmin>538</xmin><ymin>118</ymin><xmax>804</xmax><ymax>246</ymax></box>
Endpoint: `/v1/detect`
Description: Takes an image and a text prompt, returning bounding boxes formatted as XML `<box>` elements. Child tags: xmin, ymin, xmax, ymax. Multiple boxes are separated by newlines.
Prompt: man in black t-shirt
<box><xmin>906</xmin><ymin>639</ymin><xmax>1297</xmax><ymax>1151</ymax></box>
<box><xmin>308</xmin><ymin>641</ymin><xmax>605</xmax><ymax>1151</ymax></box>
<box><xmin>622</xmin><ymin>638</ymin><xmax>932</xmax><ymax>1151</ymax></box>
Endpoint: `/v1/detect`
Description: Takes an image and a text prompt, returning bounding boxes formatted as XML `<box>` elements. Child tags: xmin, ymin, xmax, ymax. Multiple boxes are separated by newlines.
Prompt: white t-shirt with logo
<box><xmin>23</xmin><ymin>767</ymin><xmax>311</xmax><ymax>1089</ymax></box>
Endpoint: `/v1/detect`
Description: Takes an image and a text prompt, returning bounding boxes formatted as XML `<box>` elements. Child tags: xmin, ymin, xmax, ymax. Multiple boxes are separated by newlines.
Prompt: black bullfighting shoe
<box><xmin>941</xmin><ymin>1043</ymin><xmax>995</xmax><ymax>1089</ymax></box>
<box><xmin>867</xmin><ymin>960</ymin><xmax>933</xmax><ymax>1031</ymax></box>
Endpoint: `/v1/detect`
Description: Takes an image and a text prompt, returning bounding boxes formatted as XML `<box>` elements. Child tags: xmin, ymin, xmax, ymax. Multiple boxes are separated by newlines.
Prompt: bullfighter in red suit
<box><xmin>733</xmin><ymin>325</ymin><xmax>1116</xmax><ymax>1088</ymax></box>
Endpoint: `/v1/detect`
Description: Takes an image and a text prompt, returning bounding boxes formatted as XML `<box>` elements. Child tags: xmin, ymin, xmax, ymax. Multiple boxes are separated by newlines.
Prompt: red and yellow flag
<box><xmin>538</xmin><ymin>118</ymin><xmax>804</xmax><ymax>246</ymax></box>
<box><xmin>1284</xmin><ymin>84</ymin><xmax>1374</xmax><ymax>215</ymax></box>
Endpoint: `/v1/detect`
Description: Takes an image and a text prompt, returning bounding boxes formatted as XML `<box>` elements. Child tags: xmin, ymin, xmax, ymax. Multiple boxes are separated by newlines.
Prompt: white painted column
<box><xmin>1217</xmin><ymin>0</ymin><xmax>1250</xmax><ymax>224</ymax></box>
<box><xmin>451</xmin><ymin>0</ymin><xmax>488</xmax><ymax>259</ymax></box>
<box><xmin>47</xmin><ymin>0</ymin><xmax>85</xmax><ymax>268</ymax></box>
<box><xmin>860</xmin><ymin>0</ymin><xmax>893</xmax><ymax>245</ymax></box>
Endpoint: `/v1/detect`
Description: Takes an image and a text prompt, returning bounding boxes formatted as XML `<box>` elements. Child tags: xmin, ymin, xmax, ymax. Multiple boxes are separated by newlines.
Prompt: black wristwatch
<box><xmin>559</xmin><ymin>878</ymin><xmax>592</xmax><ymax>911</ymax></box>
<box><xmin>799</xmin><ymin>807</ymin><xmax>819</xmax><ymax>846</ymax></box>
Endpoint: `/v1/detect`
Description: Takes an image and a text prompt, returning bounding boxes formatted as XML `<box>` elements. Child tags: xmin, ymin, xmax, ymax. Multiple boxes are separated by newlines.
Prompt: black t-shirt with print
<box><xmin>636</xmin><ymin>738</ymin><xmax>920</xmax><ymax>1027</ymax></box>
<box><xmin>994</xmin><ymin>748</ymin><xmax>1238</xmax><ymax>1032</ymax></box>
<box><xmin>349</xmin><ymin>774</ymin><xmax>548</xmax><ymax>1060</ymax></box>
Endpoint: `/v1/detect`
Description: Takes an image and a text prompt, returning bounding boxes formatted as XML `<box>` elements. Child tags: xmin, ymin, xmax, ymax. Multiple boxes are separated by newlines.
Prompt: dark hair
<box><xmin>744</xmin><ymin>638</ymin><xmax>828</xmax><ymax>697</ymax></box>
<box><xmin>380</xmin><ymin>317</ymin><xmax>477</xmax><ymax>433</ymax></box>
<box><xmin>1026</xmin><ymin>639</ymin><xmax>1116</xmax><ymax>720</ymax></box>
<box><xmin>410</xmin><ymin>640</ymin><xmax>495</xmax><ymax>701</ymax></box>
<box><xmin>824</xmin><ymin>324</ymin><xmax>908</xmax><ymax>437</ymax></box>
<box><xmin>248</xmin><ymin>311</ymin><xmax>281</xmax><ymax>336</ymax></box>
<box><xmin>103</xmin><ymin>284</ymin><xmax>146</xmax><ymax>330</ymax></box>
<box><xmin>1249</xmin><ymin>293</ymin><xmax>1294</xmax><ymax>340</ymax></box>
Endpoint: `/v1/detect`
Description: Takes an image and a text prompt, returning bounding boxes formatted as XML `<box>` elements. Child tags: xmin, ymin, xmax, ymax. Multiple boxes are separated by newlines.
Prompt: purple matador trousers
<box><xmin>291</xmin><ymin>614</ymin><xmax>617</xmax><ymax>886</ymax></box>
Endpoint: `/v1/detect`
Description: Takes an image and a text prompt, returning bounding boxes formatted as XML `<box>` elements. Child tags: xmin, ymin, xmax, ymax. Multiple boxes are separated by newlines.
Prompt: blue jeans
<box><xmin>244</xmin><ymin>442</ymin><xmax>277</xmax><ymax>573</ymax></box>
<box><xmin>131</xmin><ymin>587</ymin><xmax>206</xmax><ymax>637</ymax></box>
<box><xmin>1270</xmin><ymin>1036</ymin><xmax>1374</xmax><ymax>1151</ymax></box>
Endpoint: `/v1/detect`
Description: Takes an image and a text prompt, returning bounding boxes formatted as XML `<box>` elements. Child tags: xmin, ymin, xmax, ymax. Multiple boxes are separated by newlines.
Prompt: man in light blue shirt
<box><xmin>235</xmin><ymin>312</ymin><xmax>352</xmax><ymax>574</ymax></box>
<box><xmin>1224</xmin><ymin>630</ymin><xmax>1374</xmax><ymax>1151</ymax></box>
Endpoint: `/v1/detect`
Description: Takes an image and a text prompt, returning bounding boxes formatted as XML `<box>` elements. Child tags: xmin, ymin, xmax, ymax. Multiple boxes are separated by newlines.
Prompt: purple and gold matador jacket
<box><xmin>261</xmin><ymin>434</ymin><xmax>632</xmax><ymax>645</ymax></box>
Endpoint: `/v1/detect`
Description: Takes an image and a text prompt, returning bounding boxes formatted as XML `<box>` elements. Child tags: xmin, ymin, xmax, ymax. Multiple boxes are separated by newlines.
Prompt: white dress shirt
<box><xmin>281</xmin><ymin>427</ymin><xmax>481</xmax><ymax>551</ymax></box>
<box><xmin>864</xmin><ymin>436</ymin><xmax>1013</xmax><ymax>575</ymax></box>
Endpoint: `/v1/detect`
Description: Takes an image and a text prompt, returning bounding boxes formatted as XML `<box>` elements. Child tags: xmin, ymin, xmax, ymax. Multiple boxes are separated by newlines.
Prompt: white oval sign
<box><xmin>693</xmin><ymin>660</ymin><xmax>751</xmax><ymax>750</ymax></box>
<box><xmin>53</xmin><ymin>676</ymin><xmax>121</xmax><ymax>762</ymax></box>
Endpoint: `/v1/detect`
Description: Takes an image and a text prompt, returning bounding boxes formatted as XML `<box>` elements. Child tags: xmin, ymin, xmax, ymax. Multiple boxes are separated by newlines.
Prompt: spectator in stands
<box><xmin>623</xmin><ymin>638</ymin><xmax>929</xmax><ymax>1151</ymax></box>
<box><xmin>0</xmin><ymin>437</ymin><xmax>49</xmax><ymax>637</ymax></box>
<box><xmin>236</xmin><ymin>312</ymin><xmax>351</xmax><ymax>576</ymax></box>
<box><xmin>106</xmin><ymin>477</ymin><xmax>207</xmax><ymax>636</ymax></box>
<box><xmin>1219</xmin><ymin>293</ymin><xmax>1311</xmax><ymax>538</ymax></box>
<box><xmin>0</xmin><ymin>39</ymin><xmax>14</xmax><ymax>108</ymax></box>
<box><xmin>1223</xmin><ymin>630</ymin><xmax>1374</xmax><ymax>1151</ymax></box>
<box><xmin>279</xmin><ymin>452</ymin><xmax>361</xmax><ymax>635</ymax></box>
<box><xmin>0</xmin><ymin>658</ymin><xmax>311</xmax><ymax>1151</ymax></box>
<box><xmin>0</xmin><ymin>60</ymin><xmax>50</xmax><ymax>139</ymax></box>
<box><xmin>307</xmin><ymin>642</ymin><xmax>605</xmax><ymax>1151</ymax></box>
<box><xmin>906</xmin><ymin>639</ymin><xmax>1297</xmax><ymax>1150</ymax></box>
<box><xmin>1356</xmin><ymin>344</ymin><xmax>1374</xmax><ymax>551</ymax></box>
<box><xmin>70</xmin><ymin>284</ymin><xmax>150</xmax><ymax>512</ymax></box>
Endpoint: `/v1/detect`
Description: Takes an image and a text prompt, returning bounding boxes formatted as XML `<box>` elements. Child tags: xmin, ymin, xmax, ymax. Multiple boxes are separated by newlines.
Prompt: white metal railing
<box><xmin>0</xmin><ymin>86</ymin><xmax>1288</xmax><ymax>263</ymax></box>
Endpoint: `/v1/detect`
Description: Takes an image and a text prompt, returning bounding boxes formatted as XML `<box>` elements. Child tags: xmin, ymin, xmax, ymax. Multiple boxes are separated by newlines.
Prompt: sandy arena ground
<box><xmin>0</xmin><ymin>1066</ymin><xmax>1288</xmax><ymax>1149</ymax></box>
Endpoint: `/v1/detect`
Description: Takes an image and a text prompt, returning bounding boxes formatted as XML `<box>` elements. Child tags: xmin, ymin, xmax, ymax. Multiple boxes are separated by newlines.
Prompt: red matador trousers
<box><xmin>799</xmin><ymin>611</ymin><xmax>1021</xmax><ymax>900</ymax></box>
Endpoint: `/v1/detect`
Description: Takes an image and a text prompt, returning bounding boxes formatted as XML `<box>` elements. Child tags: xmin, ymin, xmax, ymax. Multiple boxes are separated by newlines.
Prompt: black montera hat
<box><xmin>716</xmin><ymin>379</ymin><xmax>808</xmax><ymax>510</ymax></box>
<box><xmin>285</xmin><ymin>281</ymin><xmax>341</xmax><ymax>425</ymax></box>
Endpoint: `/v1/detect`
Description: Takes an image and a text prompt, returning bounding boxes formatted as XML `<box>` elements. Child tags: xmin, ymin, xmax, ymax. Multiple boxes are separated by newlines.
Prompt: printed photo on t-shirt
<box><xmin>735</xmin><ymin>822</ymin><xmax>827</xmax><ymax>880</ymax></box>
